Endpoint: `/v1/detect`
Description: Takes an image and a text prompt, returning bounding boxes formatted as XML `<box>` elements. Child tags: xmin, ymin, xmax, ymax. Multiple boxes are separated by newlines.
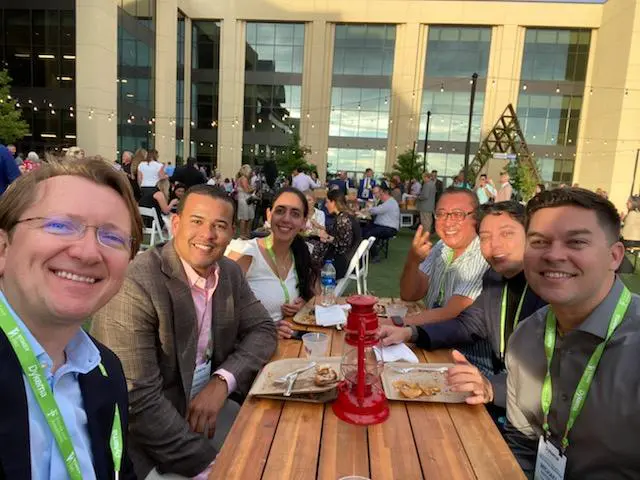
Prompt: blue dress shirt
<box><xmin>0</xmin><ymin>292</ymin><xmax>101</xmax><ymax>480</ymax></box>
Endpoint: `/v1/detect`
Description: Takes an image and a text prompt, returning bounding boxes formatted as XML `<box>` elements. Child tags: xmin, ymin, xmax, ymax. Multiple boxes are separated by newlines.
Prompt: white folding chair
<box><xmin>138</xmin><ymin>206</ymin><xmax>166</xmax><ymax>251</ymax></box>
<box><xmin>335</xmin><ymin>236</ymin><xmax>376</xmax><ymax>297</ymax></box>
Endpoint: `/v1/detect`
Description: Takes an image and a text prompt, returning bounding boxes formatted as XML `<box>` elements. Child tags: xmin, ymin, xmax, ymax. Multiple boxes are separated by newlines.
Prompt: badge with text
<box><xmin>534</xmin><ymin>436</ymin><xmax>567</xmax><ymax>480</ymax></box>
<box><xmin>190</xmin><ymin>361</ymin><xmax>212</xmax><ymax>399</ymax></box>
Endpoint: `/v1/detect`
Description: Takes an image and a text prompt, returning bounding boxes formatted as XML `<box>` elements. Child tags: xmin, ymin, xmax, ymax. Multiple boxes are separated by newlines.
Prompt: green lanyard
<box><xmin>436</xmin><ymin>249</ymin><xmax>455</xmax><ymax>306</ymax></box>
<box><xmin>264</xmin><ymin>235</ymin><xmax>296</xmax><ymax>304</ymax></box>
<box><xmin>499</xmin><ymin>283</ymin><xmax>528</xmax><ymax>358</ymax></box>
<box><xmin>0</xmin><ymin>300</ymin><xmax>123</xmax><ymax>480</ymax></box>
<box><xmin>541</xmin><ymin>286</ymin><xmax>631</xmax><ymax>453</ymax></box>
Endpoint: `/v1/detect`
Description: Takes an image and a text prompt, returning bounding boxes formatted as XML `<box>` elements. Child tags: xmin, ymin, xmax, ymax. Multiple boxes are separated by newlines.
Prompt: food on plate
<box><xmin>374</xmin><ymin>304</ymin><xmax>387</xmax><ymax>316</ymax></box>
<box><xmin>314</xmin><ymin>364</ymin><xmax>338</xmax><ymax>386</ymax></box>
<box><xmin>393</xmin><ymin>380</ymin><xmax>441</xmax><ymax>398</ymax></box>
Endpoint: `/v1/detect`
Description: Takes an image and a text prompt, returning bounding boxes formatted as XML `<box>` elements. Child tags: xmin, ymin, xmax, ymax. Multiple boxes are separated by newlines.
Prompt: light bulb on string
<box><xmin>522</xmin><ymin>84</ymin><xmax>528</xmax><ymax>91</ymax></box>
<box><xmin>555</xmin><ymin>84</ymin><xmax>560</xmax><ymax>93</ymax></box>
<box><xmin>440</xmin><ymin>83</ymin><xmax>445</xmax><ymax>93</ymax></box>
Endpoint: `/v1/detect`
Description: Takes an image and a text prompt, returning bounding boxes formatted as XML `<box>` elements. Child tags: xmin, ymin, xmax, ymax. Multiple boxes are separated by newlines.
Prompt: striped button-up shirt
<box><xmin>419</xmin><ymin>236</ymin><xmax>494</xmax><ymax>375</ymax></box>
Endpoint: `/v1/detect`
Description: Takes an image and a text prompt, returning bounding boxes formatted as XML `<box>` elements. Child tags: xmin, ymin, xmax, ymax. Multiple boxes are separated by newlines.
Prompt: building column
<box><xmin>217</xmin><ymin>19</ymin><xmax>245</xmax><ymax>180</ymax></box>
<box><xmin>154</xmin><ymin>0</ymin><xmax>178</xmax><ymax>165</ymax></box>
<box><xmin>481</xmin><ymin>24</ymin><xmax>525</xmax><ymax>179</ymax></box>
<box><xmin>300</xmin><ymin>20</ymin><xmax>333</xmax><ymax>182</ymax></box>
<box><xmin>183</xmin><ymin>16</ymin><xmax>192</xmax><ymax>157</ymax></box>
<box><xmin>387</xmin><ymin>23</ymin><xmax>426</xmax><ymax>173</ymax></box>
<box><xmin>76</xmin><ymin>0</ymin><xmax>118</xmax><ymax>159</ymax></box>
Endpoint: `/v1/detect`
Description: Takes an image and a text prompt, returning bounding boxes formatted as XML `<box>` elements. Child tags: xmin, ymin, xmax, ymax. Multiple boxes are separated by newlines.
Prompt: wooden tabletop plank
<box><xmin>209</xmin><ymin>339</ymin><xmax>302</xmax><ymax>480</ymax></box>
<box><xmin>259</xmin><ymin>330</ymin><xmax>333</xmax><ymax>480</ymax></box>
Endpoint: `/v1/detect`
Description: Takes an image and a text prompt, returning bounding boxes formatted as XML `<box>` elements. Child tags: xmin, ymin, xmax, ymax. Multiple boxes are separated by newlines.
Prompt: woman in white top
<box><xmin>236</xmin><ymin>164</ymin><xmax>255</xmax><ymax>239</ymax></box>
<box><xmin>303</xmin><ymin>190</ymin><xmax>325</xmax><ymax>231</ymax></box>
<box><xmin>226</xmin><ymin>187</ymin><xmax>319</xmax><ymax>338</ymax></box>
<box><xmin>137</xmin><ymin>148</ymin><xmax>166</xmax><ymax>190</ymax></box>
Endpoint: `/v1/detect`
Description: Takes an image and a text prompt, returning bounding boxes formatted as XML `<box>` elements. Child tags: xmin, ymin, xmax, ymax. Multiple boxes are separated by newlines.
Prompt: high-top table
<box><xmin>209</xmin><ymin>324</ymin><xmax>525</xmax><ymax>480</ymax></box>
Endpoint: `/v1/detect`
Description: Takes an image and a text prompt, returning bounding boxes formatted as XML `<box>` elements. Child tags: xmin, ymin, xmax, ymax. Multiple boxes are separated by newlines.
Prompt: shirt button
<box><xmin>561</xmin><ymin>394</ymin><xmax>569</xmax><ymax>402</ymax></box>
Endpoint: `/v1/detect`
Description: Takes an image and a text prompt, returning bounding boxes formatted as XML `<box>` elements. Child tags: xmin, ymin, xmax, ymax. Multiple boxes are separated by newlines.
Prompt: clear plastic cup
<box><xmin>385</xmin><ymin>304</ymin><xmax>408</xmax><ymax>320</ymax></box>
<box><xmin>339</xmin><ymin>476</ymin><xmax>371</xmax><ymax>480</ymax></box>
<box><xmin>302</xmin><ymin>332</ymin><xmax>329</xmax><ymax>358</ymax></box>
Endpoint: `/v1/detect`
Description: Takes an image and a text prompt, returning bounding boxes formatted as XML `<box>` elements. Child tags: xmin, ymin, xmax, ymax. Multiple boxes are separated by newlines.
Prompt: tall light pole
<box><xmin>422</xmin><ymin>110</ymin><xmax>431</xmax><ymax>172</ymax></box>
<box><xmin>463</xmin><ymin>73</ymin><xmax>479</xmax><ymax>186</ymax></box>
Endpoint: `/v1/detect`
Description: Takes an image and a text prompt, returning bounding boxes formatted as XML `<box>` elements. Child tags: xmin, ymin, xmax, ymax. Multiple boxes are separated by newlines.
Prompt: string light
<box><xmin>522</xmin><ymin>84</ymin><xmax>528</xmax><ymax>91</ymax></box>
<box><xmin>440</xmin><ymin>83</ymin><xmax>445</xmax><ymax>93</ymax></box>
<box><xmin>555</xmin><ymin>84</ymin><xmax>561</xmax><ymax>93</ymax></box>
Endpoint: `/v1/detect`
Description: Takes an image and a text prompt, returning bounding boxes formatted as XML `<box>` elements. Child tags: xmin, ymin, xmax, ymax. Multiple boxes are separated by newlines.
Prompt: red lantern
<box><xmin>332</xmin><ymin>295</ymin><xmax>389</xmax><ymax>425</ymax></box>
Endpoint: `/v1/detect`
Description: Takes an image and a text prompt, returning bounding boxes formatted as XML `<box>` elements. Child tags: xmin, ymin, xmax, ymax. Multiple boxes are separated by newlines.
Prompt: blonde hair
<box><xmin>239</xmin><ymin>164</ymin><xmax>252</xmax><ymax>178</ymax></box>
<box><xmin>130</xmin><ymin>148</ymin><xmax>148</xmax><ymax>177</ymax></box>
<box><xmin>156</xmin><ymin>178</ymin><xmax>170</xmax><ymax>201</ymax></box>
<box><xmin>0</xmin><ymin>157</ymin><xmax>143</xmax><ymax>258</ymax></box>
<box><xmin>65</xmin><ymin>146</ymin><xmax>85</xmax><ymax>160</ymax></box>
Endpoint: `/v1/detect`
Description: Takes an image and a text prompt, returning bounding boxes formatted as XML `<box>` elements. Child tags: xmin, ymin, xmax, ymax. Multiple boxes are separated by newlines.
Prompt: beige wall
<box><xmin>76</xmin><ymin>0</ymin><xmax>118</xmax><ymax>159</ymax></box>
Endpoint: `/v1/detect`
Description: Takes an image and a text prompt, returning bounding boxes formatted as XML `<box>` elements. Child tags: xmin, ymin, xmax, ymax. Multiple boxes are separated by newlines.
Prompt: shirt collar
<box><xmin>576</xmin><ymin>276</ymin><xmax>625</xmax><ymax>340</ymax></box>
<box><xmin>179</xmin><ymin>257</ymin><xmax>220</xmax><ymax>291</ymax></box>
<box><xmin>0</xmin><ymin>291</ymin><xmax>100</xmax><ymax>374</ymax></box>
<box><xmin>442</xmin><ymin>235</ymin><xmax>480</xmax><ymax>263</ymax></box>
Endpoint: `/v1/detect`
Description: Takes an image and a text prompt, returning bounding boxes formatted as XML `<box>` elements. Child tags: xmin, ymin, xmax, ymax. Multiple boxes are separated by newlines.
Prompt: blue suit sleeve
<box><xmin>1</xmin><ymin>149</ymin><xmax>21</xmax><ymax>184</ymax></box>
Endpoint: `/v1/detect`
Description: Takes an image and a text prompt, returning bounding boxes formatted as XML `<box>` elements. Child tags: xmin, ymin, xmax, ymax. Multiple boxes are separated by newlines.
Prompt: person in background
<box><xmin>410</xmin><ymin>177</ymin><xmax>422</xmax><ymax>197</ymax></box>
<box><xmin>0</xmin><ymin>157</ymin><xmax>141</xmax><ymax>479</ymax></box>
<box><xmin>164</xmin><ymin>161</ymin><xmax>175</xmax><ymax>177</ymax></box>
<box><xmin>452</xmin><ymin>171</ymin><xmax>471</xmax><ymax>189</ymax></box>
<box><xmin>504</xmin><ymin>188</ymin><xmax>640</xmax><ymax>478</ymax></box>
<box><xmin>534</xmin><ymin>183</ymin><xmax>545</xmax><ymax>195</ymax></box>
<box><xmin>236</xmin><ymin>164</ymin><xmax>255</xmax><ymax>239</ymax></box>
<box><xmin>137</xmin><ymin>149</ymin><xmax>166</xmax><ymax>196</ymax></box>
<box><xmin>171</xmin><ymin>182</ymin><xmax>187</xmax><ymax>202</ymax></box>
<box><xmin>291</xmin><ymin>166</ymin><xmax>319</xmax><ymax>192</ymax></box>
<box><xmin>22</xmin><ymin>151</ymin><xmax>41</xmax><ymax>173</ymax></box>
<box><xmin>65</xmin><ymin>146</ymin><xmax>85</xmax><ymax>161</ymax></box>
<box><xmin>327</xmin><ymin>171</ymin><xmax>348</xmax><ymax>195</ymax></box>
<box><xmin>171</xmin><ymin>157</ymin><xmax>206</xmax><ymax>189</ymax></box>
<box><xmin>417</xmin><ymin>171</ymin><xmax>436</xmax><ymax>234</ymax></box>
<box><xmin>495</xmin><ymin>171</ymin><xmax>513</xmax><ymax>202</ymax></box>
<box><xmin>476</xmin><ymin>174</ymin><xmax>496</xmax><ymax>205</ymax></box>
<box><xmin>362</xmin><ymin>183</ymin><xmax>400</xmax><ymax>262</ymax></box>
<box><xmin>92</xmin><ymin>185</ymin><xmax>276</xmax><ymax>479</ymax></box>
<box><xmin>621</xmin><ymin>195</ymin><xmax>640</xmax><ymax>247</ymax></box>
<box><xmin>390</xmin><ymin>177</ymin><xmax>403</xmax><ymax>204</ymax></box>
<box><xmin>357</xmin><ymin>168</ymin><xmax>376</xmax><ymax>203</ymax></box>
<box><xmin>303</xmin><ymin>190</ymin><xmax>326</xmax><ymax>229</ymax></box>
<box><xmin>0</xmin><ymin>144</ymin><xmax>21</xmax><ymax>195</ymax></box>
<box><xmin>309</xmin><ymin>189</ymin><xmax>362</xmax><ymax>279</ymax></box>
<box><xmin>6</xmin><ymin>143</ymin><xmax>22</xmax><ymax>166</ymax></box>
<box><xmin>226</xmin><ymin>187</ymin><xmax>319</xmax><ymax>339</ymax></box>
<box><xmin>380</xmin><ymin>201</ymin><xmax>546</xmax><ymax>428</ymax></box>
<box><xmin>432</xmin><ymin>170</ymin><xmax>444</xmax><ymax>205</ymax></box>
<box><xmin>222</xmin><ymin>178</ymin><xmax>233</xmax><ymax>194</ymax></box>
<box><xmin>310</xmin><ymin>170</ymin><xmax>322</xmax><ymax>188</ymax></box>
<box><xmin>139</xmin><ymin>178</ymin><xmax>178</xmax><ymax>229</ymax></box>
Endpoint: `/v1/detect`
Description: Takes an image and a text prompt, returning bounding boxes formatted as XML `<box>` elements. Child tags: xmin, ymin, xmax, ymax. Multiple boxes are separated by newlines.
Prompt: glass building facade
<box><xmin>328</xmin><ymin>24</ymin><xmax>395</xmax><ymax>176</ymax></box>
<box><xmin>0</xmin><ymin>3</ymin><xmax>76</xmax><ymax>153</ymax></box>
<box><xmin>190</xmin><ymin>20</ymin><xmax>220</xmax><ymax>171</ymax></box>
<box><xmin>517</xmin><ymin>29</ymin><xmax>591</xmax><ymax>186</ymax></box>
<box><xmin>117</xmin><ymin>0</ymin><xmax>156</xmax><ymax>156</ymax></box>
<box><xmin>242</xmin><ymin>22</ymin><xmax>304</xmax><ymax>167</ymax></box>
<box><xmin>418</xmin><ymin>26</ymin><xmax>491</xmax><ymax>185</ymax></box>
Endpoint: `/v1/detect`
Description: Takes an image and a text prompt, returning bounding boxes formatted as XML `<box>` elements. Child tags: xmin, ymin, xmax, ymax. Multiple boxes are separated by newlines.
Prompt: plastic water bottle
<box><xmin>320</xmin><ymin>260</ymin><xmax>337</xmax><ymax>306</ymax></box>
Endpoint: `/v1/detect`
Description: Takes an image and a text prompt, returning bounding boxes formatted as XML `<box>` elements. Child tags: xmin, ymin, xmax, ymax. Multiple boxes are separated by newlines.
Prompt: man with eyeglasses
<box><xmin>399</xmin><ymin>187</ymin><xmax>494</xmax><ymax>376</ymax></box>
<box><xmin>0</xmin><ymin>157</ymin><xmax>141</xmax><ymax>479</ymax></box>
<box><xmin>92</xmin><ymin>184</ymin><xmax>276</xmax><ymax>479</ymax></box>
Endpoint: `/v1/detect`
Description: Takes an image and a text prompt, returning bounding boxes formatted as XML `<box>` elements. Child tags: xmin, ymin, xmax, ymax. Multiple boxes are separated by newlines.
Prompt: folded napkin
<box><xmin>315</xmin><ymin>304</ymin><xmax>350</xmax><ymax>326</ymax></box>
<box><xmin>374</xmin><ymin>343</ymin><xmax>419</xmax><ymax>363</ymax></box>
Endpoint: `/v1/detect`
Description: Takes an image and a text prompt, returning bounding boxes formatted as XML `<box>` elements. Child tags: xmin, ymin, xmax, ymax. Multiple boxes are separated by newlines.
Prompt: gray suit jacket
<box><xmin>91</xmin><ymin>242</ymin><xmax>276</xmax><ymax>478</ymax></box>
<box><xmin>417</xmin><ymin>180</ymin><xmax>436</xmax><ymax>212</ymax></box>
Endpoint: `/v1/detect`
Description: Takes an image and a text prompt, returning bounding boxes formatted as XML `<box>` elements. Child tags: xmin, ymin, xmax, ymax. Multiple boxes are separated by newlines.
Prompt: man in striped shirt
<box><xmin>399</xmin><ymin>187</ymin><xmax>493</xmax><ymax>375</ymax></box>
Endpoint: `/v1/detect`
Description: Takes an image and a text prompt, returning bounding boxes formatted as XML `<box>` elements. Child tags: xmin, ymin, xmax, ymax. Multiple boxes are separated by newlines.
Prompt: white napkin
<box><xmin>374</xmin><ymin>343</ymin><xmax>420</xmax><ymax>363</ymax></box>
<box><xmin>315</xmin><ymin>305</ymin><xmax>350</xmax><ymax>326</ymax></box>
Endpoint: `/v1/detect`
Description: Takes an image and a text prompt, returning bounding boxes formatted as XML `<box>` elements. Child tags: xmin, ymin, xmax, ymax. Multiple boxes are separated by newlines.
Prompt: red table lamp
<box><xmin>332</xmin><ymin>295</ymin><xmax>389</xmax><ymax>425</ymax></box>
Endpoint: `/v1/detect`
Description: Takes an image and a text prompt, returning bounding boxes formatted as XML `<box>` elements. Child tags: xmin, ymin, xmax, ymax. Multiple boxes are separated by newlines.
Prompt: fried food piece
<box><xmin>393</xmin><ymin>380</ymin><xmax>423</xmax><ymax>399</ymax></box>
<box><xmin>314</xmin><ymin>364</ymin><xmax>338</xmax><ymax>386</ymax></box>
<box><xmin>420</xmin><ymin>384</ymin><xmax>441</xmax><ymax>396</ymax></box>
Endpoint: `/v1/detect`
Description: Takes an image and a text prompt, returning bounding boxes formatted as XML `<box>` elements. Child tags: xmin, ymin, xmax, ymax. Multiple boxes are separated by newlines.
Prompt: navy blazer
<box><xmin>416</xmin><ymin>268</ymin><xmax>548</xmax><ymax>408</ymax></box>
<box><xmin>0</xmin><ymin>330</ymin><xmax>137</xmax><ymax>480</ymax></box>
<box><xmin>357</xmin><ymin>178</ymin><xmax>376</xmax><ymax>200</ymax></box>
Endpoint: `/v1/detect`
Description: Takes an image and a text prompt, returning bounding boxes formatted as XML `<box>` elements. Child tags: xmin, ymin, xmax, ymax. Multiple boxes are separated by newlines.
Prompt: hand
<box><xmin>276</xmin><ymin>319</ymin><xmax>295</xmax><ymax>339</ymax></box>
<box><xmin>169</xmin><ymin>198</ymin><xmax>179</xmax><ymax>207</ymax></box>
<box><xmin>379</xmin><ymin>325</ymin><xmax>412</xmax><ymax>346</ymax></box>
<box><xmin>409</xmin><ymin>226</ymin><xmax>432</xmax><ymax>263</ymax></box>
<box><xmin>187</xmin><ymin>377</ymin><xmax>228</xmax><ymax>438</ymax></box>
<box><xmin>446</xmin><ymin>350</ymin><xmax>494</xmax><ymax>405</ymax></box>
<box><xmin>281</xmin><ymin>297</ymin><xmax>305</xmax><ymax>317</ymax></box>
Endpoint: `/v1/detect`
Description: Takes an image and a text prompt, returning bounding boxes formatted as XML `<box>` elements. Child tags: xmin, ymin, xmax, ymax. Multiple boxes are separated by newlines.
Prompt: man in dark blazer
<box><xmin>0</xmin><ymin>158</ymin><xmax>141</xmax><ymax>479</ymax></box>
<box><xmin>170</xmin><ymin>156</ymin><xmax>206</xmax><ymax>189</ymax></box>
<box><xmin>92</xmin><ymin>185</ymin><xmax>276</xmax><ymax>479</ymax></box>
<box><xmin>380</xmin><ymin>201</ymin><xmax>547</xmax><ymax>423</ymax></box>
<box><xmin>357</xmin><ymin>168</ymin><xmax>376</xmax><ymax>203</ymax></box>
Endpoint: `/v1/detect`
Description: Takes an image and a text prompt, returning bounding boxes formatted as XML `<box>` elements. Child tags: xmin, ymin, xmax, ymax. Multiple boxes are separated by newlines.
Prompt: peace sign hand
<box><xmin>409</xmin><ymin>225</ymin><xmax>432</xmax><ymax>263</ymax></box>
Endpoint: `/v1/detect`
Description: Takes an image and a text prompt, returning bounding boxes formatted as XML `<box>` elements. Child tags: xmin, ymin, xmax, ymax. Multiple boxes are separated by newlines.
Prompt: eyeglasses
<box><xmin>14</xmin><ymin>216</ymin><xmax>132</xmax><ymax>252</ymax></box>
<box><xmin>434</xmin><ymin>210</ymin><xmax>475</xmax><ymax>222</ymax></box>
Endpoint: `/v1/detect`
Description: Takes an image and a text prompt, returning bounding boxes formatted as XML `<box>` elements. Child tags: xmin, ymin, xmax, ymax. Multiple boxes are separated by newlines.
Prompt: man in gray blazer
<box><xmin>417</xmin><ymin>171</ymin><xmax>436</xmax><ymax>233</ymax></box>
<box><xmin>91</xmin><ymin>185</ymin><xmax>276</xmax><ymax>479</ymax></box>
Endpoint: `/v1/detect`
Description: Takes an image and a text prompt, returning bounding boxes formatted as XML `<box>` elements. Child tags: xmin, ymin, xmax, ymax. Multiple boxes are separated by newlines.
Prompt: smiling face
<box><xmin>435</xmin><ymin>192</ymin><xmax>478</xmax><ymax>252</ymax></box>
<box><xmin>0</xmin><ymin>176</ymin><xmax>132</xmax><ymax>324</ymax></box>
<box><xmin>270</xmin><ymin>192</ymin><xmax>307</xmax><ymax>243</ymax></box>
<box><xmin>171</xmin><ymin>193</ymin><xmax>234</xmax><ymax>276</ymax></box>
<box><xmin>524</xmin><ymin>205</ymin><xmax>624</xmax><ymax>309</ymax></box>
<box><xmin>479</xmin><ymin>213</ymin><xmax>525</xmax><ymax>277</ymax></box>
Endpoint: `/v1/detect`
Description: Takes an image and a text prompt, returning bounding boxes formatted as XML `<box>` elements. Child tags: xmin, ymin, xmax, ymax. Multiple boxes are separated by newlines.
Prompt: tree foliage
<box><xmin>507</xmin><ymin>156</ymin><xmax>541</xmax><ymax>202</ymax></box>
<box><xmin>275</xmin><ymin>131</ymin><xmax>315</xmax><ymax>177</ymax></box>
<box><xmin>389</xmin><ymin>148</ymin><xmax>424</xmax><ymax>181</ymax></box>
<box><xmin>0</xmin><ymin>70</ymin><xmax>29</xmax><ymax>144</ymax></box>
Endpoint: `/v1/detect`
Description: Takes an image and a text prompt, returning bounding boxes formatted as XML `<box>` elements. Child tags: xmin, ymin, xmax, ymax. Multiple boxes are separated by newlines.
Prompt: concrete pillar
<box><xmin>300</xmin><ymin>20</ymin><xmax>333</xmax><ymax>182</ymax></box>
<box><xmin>216</xmin><ymin>19</ymin><xmax>245</xmax><ymax>180</ymax></box>
<box><xmin>182</xmin><ymin>16</ymin><xmax>192</xmax><ymax>157</ymax></box>
<box><xmin>76</xmin><ymin>0</ymin><xmax>118</xmax><ymax>159</ymax></box>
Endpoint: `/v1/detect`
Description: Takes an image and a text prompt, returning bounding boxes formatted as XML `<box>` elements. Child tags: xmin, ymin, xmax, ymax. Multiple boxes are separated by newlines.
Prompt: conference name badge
<box><xmin>534</xmin><ymin>436</ymin><xmax>567</xmax><ymax>480</ymax></box>
<box><xmin>190</xmin><ymin>361</ymin><xmax>212</xmax><ymax>399</ymax></box>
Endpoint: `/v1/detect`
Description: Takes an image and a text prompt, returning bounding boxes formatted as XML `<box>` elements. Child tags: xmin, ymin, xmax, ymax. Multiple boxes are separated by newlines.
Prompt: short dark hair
<box><xmin>438</xmin><ymin>186</ymin><xmax>480</xmax><ymax>217</ymax></box>
<box><xmin>186</xmin><ymin>156</ymin><xmax>197</xmax><ymax>168</ymax></box>
<box><xmin>536</xmin><ymin>183</ymin><xmax>546</xmax><ymax>193</ymax></box>
<box><xmin>525</xmin><ymin>187</ymin><xmax>621</xmax><ymax>243</ymax></box>
<box><xmin>480</xmin><ymin>174</ymin><xmax>487</xmax><ymax>179</ymax></box>
<box><xmin>377</xmin><ymin>182</ymin><xmax>391</xmax><ymax>193</ymax></box>
<box><xmin>365</xmin><ymin>168</ymin><xmax>373</xmax><ymax>173</ymax></box>
<box><xmin>177</xmin><ymin>184</ymin><xmax>236</xmax><ymax>222</ymax></box>
<box><xmin>479</xmin><ymin>201</ymin><xmax>525</xmax><ymax>228</ymax></box>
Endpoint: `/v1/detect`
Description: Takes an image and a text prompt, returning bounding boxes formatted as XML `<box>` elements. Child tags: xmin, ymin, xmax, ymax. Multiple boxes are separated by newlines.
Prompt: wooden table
<box><xmin>210</xmin><ymin>325</ymin><xmax>525</xmax><ymax>480</ymax></box>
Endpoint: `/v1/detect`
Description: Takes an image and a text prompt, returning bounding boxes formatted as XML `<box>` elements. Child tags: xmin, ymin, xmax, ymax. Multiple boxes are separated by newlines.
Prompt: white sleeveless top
<box><xmin>225</xmin><ymin>238</ymin><xmax>299</xmax><ymax>322</ymax></box>
<box><xmin>138</xmin><ymin>161</ymin><xmax>164</xmax><ymax>187</ymax></box>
